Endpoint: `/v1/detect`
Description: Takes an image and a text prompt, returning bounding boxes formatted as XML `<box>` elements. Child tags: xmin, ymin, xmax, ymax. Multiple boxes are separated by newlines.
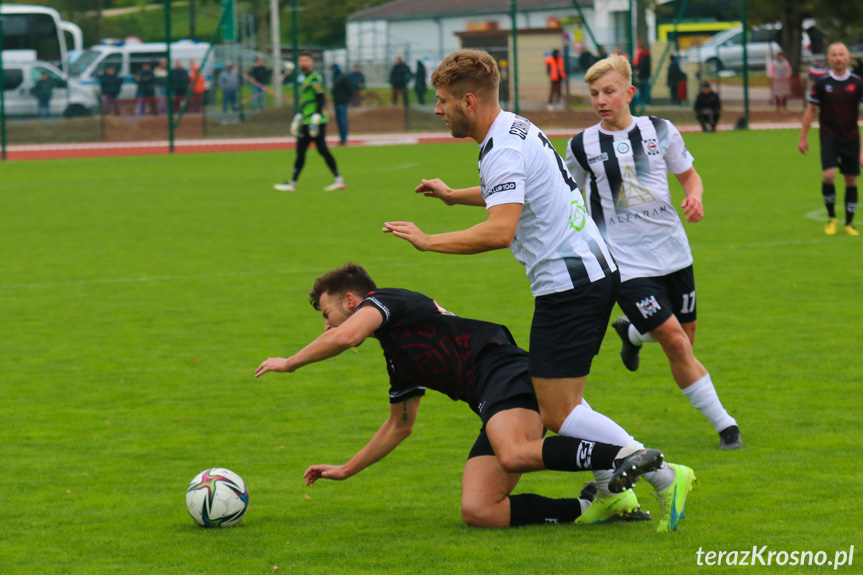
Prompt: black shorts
<box><xmin>617</xmin><ymin>265</ymin><xmax>696</xmax><ymax>334</ymax></box>
<box><xmin>529</xmin><ymin>271</ymin><xmax>619</xmax><ymax>379</ymax></box>
<box><xmin>820</xmin><ymin>138</ymin><xmax>861</xmax><ymax>175</ymax></box>
<box><xmin>468</xmin><ymin>344</ymin><xmax>540</xmax><ymax>459</ymax></box>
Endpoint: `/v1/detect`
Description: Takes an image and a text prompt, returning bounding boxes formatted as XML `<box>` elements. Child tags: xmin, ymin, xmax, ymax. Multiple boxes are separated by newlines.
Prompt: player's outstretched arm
<box><xmin>304</xmin><ymin>396</ymin><xmax>421</xmax><ymax>485</ymax></box>
<box><xmin>254</xmin><ymin>306</ymin><xmax>383</xmax><ymax>377</ymax></box>
<box><xmin>675</xmin><ymin>167</ymin><xmax>704</xmax><ymax>223</ymax></box>
<box><xmin>415</xmin><ymin>179</ymin><xmax>485</xmax><ymax>207</ymax></box>
<box><xmin>382</xmin><ymin>203</ymin><xmax>522</xmax><ymax>254</ymax></box>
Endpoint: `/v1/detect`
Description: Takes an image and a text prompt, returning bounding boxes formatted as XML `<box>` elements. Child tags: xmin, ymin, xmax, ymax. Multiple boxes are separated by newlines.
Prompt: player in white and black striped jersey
<box><xmin>565</xmin><ymin>54</ymin><xmax>742</xmax><ymax>451</ymax></box>
<box><xmin>384</xmin><ymin>50</ymin><xmax>697</xmax><ymax>530</ymax></box>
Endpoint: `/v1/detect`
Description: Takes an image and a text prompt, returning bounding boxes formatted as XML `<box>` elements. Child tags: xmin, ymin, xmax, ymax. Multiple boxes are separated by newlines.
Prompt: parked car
<box><xmin>682</xmin><ymin>26</ymin><xmax>812</xmax><ymax>74</ymax></box>
<box><xmin>1</xmin><ymin>50</ymin><xmax>99</xmax><ymax>117</ymax></box>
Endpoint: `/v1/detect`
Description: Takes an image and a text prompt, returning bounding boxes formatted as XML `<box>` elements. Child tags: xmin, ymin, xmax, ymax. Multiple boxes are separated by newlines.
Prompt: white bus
<box><xmin>70</xmin><ymin>39</ymin><xmax>214</xmax><ymax>100</ymax></box>
<box><xmin>0</xmin><ymin>4</ymin><xmax>83</xmax><ymax>74</ymax></box>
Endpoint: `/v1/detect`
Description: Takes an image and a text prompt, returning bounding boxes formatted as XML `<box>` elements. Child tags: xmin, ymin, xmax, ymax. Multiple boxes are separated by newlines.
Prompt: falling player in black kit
<box><xmin>255</xmin><ymin>264</ymin><xmax>696</xmax><ymax>531</ymax></box>
<box><xmin>799</xmin><ymin>42</ymin><xmax>863</xmax><ymax>236</ymax></box>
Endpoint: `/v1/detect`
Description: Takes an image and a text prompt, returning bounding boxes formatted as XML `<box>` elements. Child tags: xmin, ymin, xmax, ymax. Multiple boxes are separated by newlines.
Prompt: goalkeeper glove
<box><xmin>309</xmin><ymin>113</ymin><xmax>322</xmax><ymax>138</ymax></box>
<box><xmin>289</xmin><ymin>113</ymin><xmax>303</xmax><ymax>137</ymax></box>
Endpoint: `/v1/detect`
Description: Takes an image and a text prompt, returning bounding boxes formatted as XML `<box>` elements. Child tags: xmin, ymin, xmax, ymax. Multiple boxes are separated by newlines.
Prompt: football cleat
<box><xmin>323</xmin><ymin>180</ymin><xmax>347</xmax><ymax>191</ymax></box>
<box><xmin>608</xmin><ymin>448</ymin><xmax>665</xmax><ymax>493</ymax></box>
<box><xmin>612</xmin><ymin>316</ymin><xmax>641</xmax><ymax>372</ymax></box>
<box><xmin>655</xmin><ymin>463</ymin><xmax>696</xmax><ymax>533</ymax></box>
<box><xmin>575</xmin><ymin>489</ymin><xmax>639</xmax><ymax>524</ymax></box>
<box><xmin>825</xmin><ymin>218</ymin><xmax>837</xmax><ymax>235</ymax></box>
<box><xmin>844</xmin><ymin>224</ymin><xmax>859</xmax><ymax>236</ymax></box>
<box><xmin>718</xmin><ymin>425</ymin><xmax>744</xmax><ymax>450</ymax></box>
<box><xmin>274</xmin><ymin>181</ymin><xmax>297</xmax><ymax>192</ymax></box>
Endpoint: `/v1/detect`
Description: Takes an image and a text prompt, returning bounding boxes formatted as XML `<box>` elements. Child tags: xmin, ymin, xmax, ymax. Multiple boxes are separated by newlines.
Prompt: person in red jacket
<box><xmin>545</xmin><ymin>49</ymin><xmax>566</xmax><ymax>110</ymax></box>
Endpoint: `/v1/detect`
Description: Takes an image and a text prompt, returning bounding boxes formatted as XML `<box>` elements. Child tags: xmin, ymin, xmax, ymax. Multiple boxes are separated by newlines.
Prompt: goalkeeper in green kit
<box><xmin>274</xmin><ymin>50</ymin><xmax>346</xmax><ymax>192</ymax></box>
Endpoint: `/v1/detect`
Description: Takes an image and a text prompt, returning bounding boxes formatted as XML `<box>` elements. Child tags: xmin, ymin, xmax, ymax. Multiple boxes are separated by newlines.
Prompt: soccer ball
<box><xmin>186</xmin><ymin>468</ymin><xmax>249</xmax><ymax>527</ymax></box>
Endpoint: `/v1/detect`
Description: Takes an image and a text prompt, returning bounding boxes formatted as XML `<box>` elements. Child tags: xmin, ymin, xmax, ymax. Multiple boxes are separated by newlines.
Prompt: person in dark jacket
<box><xmin>348</xmin><ymin>64</ymin><xmax>365</xmax><ymax>107</ymax></box>
<box><xmin>693</xmin><ymin>82</ymin><xmax>721</xmax><ymax>132</ymax></box>
<box><xmin>31</xmin><ymin>72</ymin><xmax>54</xmax><ymax>117</ymax></box>
<box><xmin>100</xmin><ymin>66</ymin><xmax>123</xmax><ymax>115</ymax></box>
<box><xmin>331</xmin><ymin>64</ymin><xmax>353</xmax><ymax>145</ymax></box>
<box><xmin>170</xmin><ymin>61</ymin><xmax>190</xmax><ymax>112</ymax></box>
<box><xmin>667</xmin><ymin>55</ymin><xmax>685</xmax><ymax>105</ymax></box>
<box><xmin>250</xmin><ymin>57</ymin><xmax>271</xmax><ymax>110</ymax></box>
<box><xmin>389</xmin><ymin>55</ymin><xmax>412</xmax><ymax>107</ymax></box>
<box><xmin>414</xmin><ymin>60</ymin><xmax>427</xmax><ymax>105</ymax></box>
<box><xmin>135</xmin><ymin>62</ymin><xmax>157</xmax><ymax>115</ymax></box>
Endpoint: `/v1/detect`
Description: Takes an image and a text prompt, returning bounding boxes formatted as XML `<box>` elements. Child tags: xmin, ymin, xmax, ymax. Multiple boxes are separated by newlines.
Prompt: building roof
<box><xmin>349</xmin><ymin>0</ymin><xmax>592</xmax><ymax>22</ymax></box>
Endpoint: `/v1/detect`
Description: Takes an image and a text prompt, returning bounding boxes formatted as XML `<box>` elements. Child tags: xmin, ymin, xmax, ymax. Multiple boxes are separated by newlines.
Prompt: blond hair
<box><xmin>584</xmin><ymin>54</ymin><xmax>633</xmax><ymax>86</ymax></box>
<box><xmin>431</xmin><ymin>49</ymin><xmax>500</xmax><ymax>101</ymax></box>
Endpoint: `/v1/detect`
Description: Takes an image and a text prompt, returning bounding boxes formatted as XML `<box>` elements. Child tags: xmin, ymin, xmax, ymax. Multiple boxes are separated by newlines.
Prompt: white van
<box><xmin>69</xmin><ymin>39</ymin><xmax>213</xmax><ymax>100</ymax></box>
<box><xmin>1</xmin><ymin>50</ymin><xmax>99</xmax><ymax>117</ymax></box>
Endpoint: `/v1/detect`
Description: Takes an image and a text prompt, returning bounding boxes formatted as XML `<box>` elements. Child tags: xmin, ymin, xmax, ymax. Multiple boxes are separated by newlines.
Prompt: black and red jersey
<box><xmin>808</xmin><ymin>71</ymin><xmax>863</xmax><ymax>142</ymax></box>
<box><xmin>358</xmin><ymin>288</ymin><xmax>514</xmax><ymax>412</ymax></box>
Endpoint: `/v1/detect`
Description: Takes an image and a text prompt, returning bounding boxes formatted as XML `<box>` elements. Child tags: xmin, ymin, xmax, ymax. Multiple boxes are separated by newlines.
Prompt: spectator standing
<box><xmin>100</xmin><ymin>66</ymin><xmax>123</xmax><ymax>115</ymax></box>
<box><xmin>189</xmin><ymin>61</ymin><xmax>206</xmax><ymax>111</ymax></box>
<box><xmin>693</xmin><ymin>81</ymin><xmax>721</xmax><ymax>132</ymax></box>
<box><xmin>331</xmin><ymin>64</ymin><xmax>352</xmax><ymax>146</ymax></box>
<box><xmin>768</xmin><ymin>51</ymin><xmax>793</xmax><ymax>111</ymax></box>
<box><xmin>414</xmin><ymin>60</ymin><xmax>427</xmax><ymax>105</ymax></box>
<box><xmin>348</xmin><ymin>64</ymin><xmax>365</xmax><ymax>107</ymax></box>
<box><xmin>667</xmin><ymin>55</ymin><xmax>685</xmax><ymax>105</ymax></box>
<box><xmin>31</xmin><ymin>72</ymin><xmax>53</xmax><ymax>117</ymax></box>
<box><xmin>250</xmin><ymin>57</ymin><xmax>271</xmax><ymax>110</ymax></box>
<box><xmin>545</xmin><ymin>48</ymin><xmax>566</xmax><ymax>110</ymax></box>
<box><xmin>170</xmin><ymin>60</ymin><xmax>190</xmax><ymax>111</ymax></box>
<box><xmin>219</xmin><ymin>62</ymin><xmax>239</xmax><ymax>113</ymax></box>
<box><xmin>389</xmin><ymin>56</ymin><xmax>412</xmax><ymax>107</ymax></box>
<box><xmin>634</xmin><ymin>41</ymin><xmax>652</xmax><ymax>105</ymax></box>
<box><xmin>154</xmin><ymin>58</ymin><xmax>168</xmax><ymax>113</ymax></box>
<box><xmin>135</xmin><ymin>62</ymin><xmax>157</xmax><ymax>115</ymax></box>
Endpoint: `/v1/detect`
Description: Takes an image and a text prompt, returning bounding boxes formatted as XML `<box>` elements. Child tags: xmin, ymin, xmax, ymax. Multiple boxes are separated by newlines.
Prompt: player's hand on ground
<box><xmin>681</xmin><ymin>196</ymin><xmax>704</xmax><ymax>223</ymax></box>
<box><xmin>382</xmin><ymin>221</ymin><xmax>430</xmax><ymax>251</ymax></box>
<box><xmin>798</xmin><ymin>139</ymin><xmax>809</xmax><ymax>155</ymax></box>
<box><xmin>254</xmin><ymin>357</ymin><xmax>291</xmax><ymax>377</ymax></box>
<box><xmin>415</xmin><ymin>178</ymin><xmax>455</xmax><ymax>205</ymax></box>
<box><xmin>304</xmin><ymin>464</ymin><xmax>349</xmax><ymax>485</ymax></box>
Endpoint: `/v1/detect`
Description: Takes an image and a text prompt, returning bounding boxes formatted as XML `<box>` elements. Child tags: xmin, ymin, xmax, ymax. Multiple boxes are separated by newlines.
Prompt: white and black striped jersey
<box><xmin>480</xmin><ymin>110</ymin><xmax>616</xmax><ymax>297</ymax></box>
<box><xmin>565</xmin><ymin>116</ymin><xmax>694</xmax><ymax>282</ymax></box>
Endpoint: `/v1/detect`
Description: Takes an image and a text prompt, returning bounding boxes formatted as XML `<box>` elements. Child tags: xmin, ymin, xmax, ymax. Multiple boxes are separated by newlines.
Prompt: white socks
<box><xmin>682</xmin><ymin>374</ymin><xmax>737</xmax><ymax>432</ymax></box>
<box><xmin>628</xmin><ymin>323</ymin><xmax>656</xmax><ymax>345</ymax></box>
<box><xmin>558</xmin><ymin>402</ymin><xmax>644</xmax><ymax>498</ymax></box>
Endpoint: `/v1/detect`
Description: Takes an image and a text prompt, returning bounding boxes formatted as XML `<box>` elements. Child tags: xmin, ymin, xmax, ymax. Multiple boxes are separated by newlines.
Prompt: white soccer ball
<box><xmin>186</xmin><ymin>467</ymin><xmax>249</xmax><ymax>527</ymax></box>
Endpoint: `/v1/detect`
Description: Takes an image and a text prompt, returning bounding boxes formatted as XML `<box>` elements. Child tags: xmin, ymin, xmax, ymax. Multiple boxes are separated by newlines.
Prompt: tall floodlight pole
<box><xmin>1</xmin><ymin>0</ymin><xmax>7</xmax><ymax>160</ymax></box>
<box><xmin>741</xmin><ymin>0</ymin><xmax>750</xmax><ymax>129</ymax></box>
<box><xmin>510</xmin><ymin>0</ymin><xmax>519</xmax><ymax>115</ymax></box>
<box><xmin>270</xmin><ymin>0</ymin><xmax>282</xmax><ymax>107</ymax></box>
<box><xmin>291</xmin><ymin>0</ymin><xmax>299</xmax><ymax>111</ymax></box>
<box><xmin>165</xmin><ymin>0</ymin><xmax>175</xmax><ymax>153</ymax></box>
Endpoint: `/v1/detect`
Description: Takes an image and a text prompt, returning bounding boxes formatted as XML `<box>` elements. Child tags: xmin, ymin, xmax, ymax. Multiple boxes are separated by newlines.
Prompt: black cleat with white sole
<box><xmin>608</xmin><ymin>448</ymin><xmax>665</xmax><ymax>493</ymax></box>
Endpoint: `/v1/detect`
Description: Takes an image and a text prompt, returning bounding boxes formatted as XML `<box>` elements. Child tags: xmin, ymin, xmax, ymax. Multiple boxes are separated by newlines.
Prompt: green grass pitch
<box><xmin>1</xmin><ymin>128</ymin><xmax>861</xmax><ymax>574</ymax></box>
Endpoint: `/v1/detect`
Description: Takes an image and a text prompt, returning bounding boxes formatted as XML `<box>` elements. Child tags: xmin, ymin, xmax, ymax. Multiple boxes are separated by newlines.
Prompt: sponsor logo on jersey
<box><xmin>846</xmin><ymin>84</ymin><xmax>857</xmax><ymax>93</ymax></box>
<box><xmin>607</xmin><ymin>204</ymin><xmax>671</xmax><ymax>226</ymax></box>
<box><xmin>588</xmin><ymin>152</ymin><xmax>608</xmax><ymax>165</ymax></box>
<box><xmin>617</xmin><ymin>165</ymin><xmax>656</xmax><ymax>209</ymax></box>
<box><xmin>636</xmin><ymin>295</ymin><xmax>662</xmax><ymax>318</ymax></box>
<box><xmin>509</xmin><ymin>116</ymin><xmax>530</xmax><ymax>139</ymax></box>
<box><xmin>614</xmin><ymin>141</ymin><xmax>633</xmax><ymax>157</ymax></box>
<box><xmin>642</xmin><ymin>138</ymin><xmax>661</xmax><ymax>156</ymax></box>
<box><xmin>490</xmin><ymin>182</ymin><xmax>516</xmax><ymax>195</ymax></box>
<box><xmin>825</xmin><ymin>84</ymin><xmax>833</xmax><ymax>93</ymax></box>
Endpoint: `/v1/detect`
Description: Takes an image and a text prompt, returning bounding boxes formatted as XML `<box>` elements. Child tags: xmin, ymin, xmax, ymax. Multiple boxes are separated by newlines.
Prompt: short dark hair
<box><xmin>309</xmin><ymin>263</ymin><xmax>377</xmax><ymax>310</ymax></box>
<box><xmin>299</xmin><ymin>50</ymin><xmax>313</xmax><ymax>59</ymax></box>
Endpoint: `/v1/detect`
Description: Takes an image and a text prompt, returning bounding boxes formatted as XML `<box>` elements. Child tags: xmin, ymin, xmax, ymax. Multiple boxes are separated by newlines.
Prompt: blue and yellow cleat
<box><xmin>655</xmin><ymin>463</ymin><xmax>696</xmax><ymax>533</ymax></box>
